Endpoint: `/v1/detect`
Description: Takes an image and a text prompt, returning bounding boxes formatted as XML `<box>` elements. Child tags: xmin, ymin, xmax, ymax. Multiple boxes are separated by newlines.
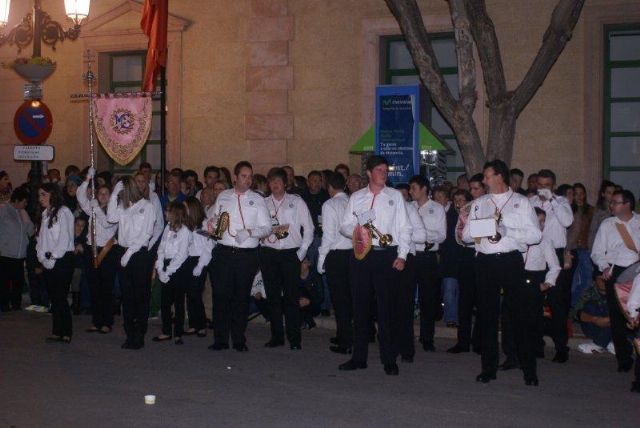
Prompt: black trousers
<box><xmin>476</xmin><ymin>251</ymin><xmax>537</xmax><ymax>376</ymax></box>
<box><xmin>0</xmin><ymin>256</ymin><xmax>26</xmax><ymax>310</ymax></box>
<box><xmin>86</xmin><ymin>247</ymin><xmax>117</xmax><ymax>329</ymax></box>
<box><xmin>326</xmin><ymin>249</ymin><xmax>352</xmax><ymax>348</ymax></box>
<box><xmin>501</xmin><ymin>270</ymin><xmax>545</xmax><ymax>366</ymax></box>
<box><xmin>211</xmin><ymin>245</ymin><xmax>259</xmax><ymax>346</ymax></box>
<box><xmin>115</xmin><ymin>246</ymin><xmax>151</xmax><ymax>344</ymax></box>
<box><xmin>260</xmin><ymin>247</ymin><xmax>302</xmax><ymax>345</ymax></box>
<box><xmin>457</xmin><ymin>247</ymin><xmax>480</xmax><ymax>349</ymax></box>
<box><xmin>186</xmin><ymin>257</ymin><xmax>207</xmax><ymax>331</ymax></box>
<box><xmin>160</xmin><ymin>258</ymin><xmax>192</xmax><ymax>337</ymax></box>
<box><xmin>605</xmin><ymin>265</ymin><xmax>635</xmax><ymax>368</ymax></box>
<box><xmin>395</xmin><ymin>253</ymin><xmax>417</xmax><ymax>358</ymax></box>
<box><xmin>351</xmin><ymin>247</ymin><xmax>400</xmax><ymax>365</ymax></box>
<box><xmin>43</xmin><ymin>252</ymin><xmax>74</xmax><ymax>337</ymax></box>
<box><xmin>544</xmin><ymin>248</ymin><xmax>570</xmax><ymax>352</ymax></box>
<box><xmin>417</xmin><ymin>251</ymin><xmax>440</xmax><ymax>345</ymax></box>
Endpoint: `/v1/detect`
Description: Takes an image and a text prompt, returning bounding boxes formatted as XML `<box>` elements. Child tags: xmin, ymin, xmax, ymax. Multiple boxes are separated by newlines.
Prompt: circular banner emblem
<box><xmin>14</xmin><ymin>100</ymin><xmax>53</xmax><ymax>145</ymax></box>
<box><xmin>110</xmin><ymin>108</ymin><xmax>136</xmax><ymax>135</ymax></box>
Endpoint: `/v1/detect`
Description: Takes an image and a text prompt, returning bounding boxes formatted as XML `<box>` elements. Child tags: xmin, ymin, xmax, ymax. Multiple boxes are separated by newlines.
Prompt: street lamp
<box><xmin>0</xmin><ymin>0</ymin><xmax>91</xmax><ymax>55</ymax></box>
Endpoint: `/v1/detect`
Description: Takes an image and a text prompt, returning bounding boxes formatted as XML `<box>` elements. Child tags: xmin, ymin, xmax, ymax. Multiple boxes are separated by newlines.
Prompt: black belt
<box><xmin>260</xmin><ymin>247</ymin><xmax>299</xmax><ymax>253</ymax></box>
<box><xmin>476</xmin><ymin>250</ymin><xmax>520</xmax><ymax>259</ymax></box>
<box><xmin>330</xmin><ymin>249</ymin><xmax>352</xmax><ymax>253</ymax></box>
<box><xmin>217</xmin><ymin>244</ymin><xmax>258</xmax><ymax>253</ymax></box>
<box><xmin>371</xmin><ymin>246</ymin><xmax>397</xmax><ymax>252</ymax></box>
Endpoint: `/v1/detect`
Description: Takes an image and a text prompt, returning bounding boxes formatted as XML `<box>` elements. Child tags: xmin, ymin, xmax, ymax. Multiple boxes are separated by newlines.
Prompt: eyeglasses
<box><xmin>609</xmin><ymin>200</ymin><xmax>625</xmax><ymax>205</ymax></box>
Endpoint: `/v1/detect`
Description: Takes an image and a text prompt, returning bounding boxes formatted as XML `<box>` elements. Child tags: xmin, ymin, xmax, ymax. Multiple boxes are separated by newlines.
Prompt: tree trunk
<box><xmin>486</xmin><ymin>102</ymin><xmax>517</xmax><ymax>162</ymax></box>
<box><xmin>452</xmin><ymin>109</ymin><xmax>486</xmax><ymax>176</ymax></box>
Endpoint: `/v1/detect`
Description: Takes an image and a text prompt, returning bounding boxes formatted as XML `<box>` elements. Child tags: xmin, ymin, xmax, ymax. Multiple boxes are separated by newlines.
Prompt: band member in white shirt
<box><xmin>501</xmin><ymin>207</ymin><xmax>561</xmax><ymax>371</ymax></box>
<box><xmin>207</xmin><ymin>161</ymin><xmax>272</xmax><ymax>352</ymax></box>
<box><xmin>78</xmin><ymin>169</ymin><xmax>118</xmax><ymax>334</ymax></box>
<box><xmin>183</xmin><ymin>196</ymin><xmax>213</xmax><ymax>338</ymax></box>
<box><xmin>591</xmin><ymin>189</ymin><xmax>640</xmax><ymax>373</ymax></box>
<box><xmin>153</xmin><ymin>202</ymin><xmax>192</xmax><ymax>345</ymax></box>
<box><xmin>261</xmin><ymin>168</ymin><xmax>314</xmax><ymax>350</ymax></box>
<box><xmin>339</xmin><ymin>156</ymin><xmax>412</xmax><ymax>376</ymax></box>
<box><xmin>37</xmin><ymin>183</ymin><xmax>75</xmax><ymax>343</ymax></box>
<box><xmin>529</xmin><ymin>169</ymin><xmax>574</xmax><ymax>363</ymax></box>
<box><xmin>408</xmin><ymin>175</ymin><xmax>446</xmax><ymax>352</ymax></box>
<box><xmin>107</xmin><ymin>177</ymin><xmax>156</xmax><ymax>350</ymax></box>
<box><xmin>462</xmin><ymin>160</ymin><xmax>542</xmax><ymax>385</ymax></box>
<box><xmin>318</xmin><ymin>173</ymin><xmax>353</xmax><ymax>354</ymax></box>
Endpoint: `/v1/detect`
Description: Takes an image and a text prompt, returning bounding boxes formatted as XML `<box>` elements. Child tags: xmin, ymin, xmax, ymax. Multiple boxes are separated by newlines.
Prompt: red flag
<box><xmin>141</xmin><ymin>0</ymin><xmax>168</xmax><ymax>92</ymax></box>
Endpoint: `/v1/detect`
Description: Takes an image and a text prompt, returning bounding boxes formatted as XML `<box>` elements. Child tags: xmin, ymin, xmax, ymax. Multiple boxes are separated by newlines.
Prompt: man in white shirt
<box><xmin>317</xmin><ymin>173</ymin><xmax>353</xmax><ymax>354</ymax></box>
<box><xmin>260</xmin><ymin>168</ymin><xmax>314</xmax><ymax>350</ymax></box>
<box><xmin>529</xmin><ymin>169</ymin><xmax>573</xmax><ymax>363</ymax></box>
<box><xmin>462</xmin><ymin>160</ymin><xmax>542</xmax><ymax>385</ymax></box>
<box><xmin>207</xmin><ymin>161</ymin><xmax>272</xmax><ymax>352</ymax></box>
<box><xmin>408</xmin><ymin>175</ymin><xmax>446</xmax><ymax>352</ymax></box>
<box><xmin>339</xmin><ymin>156</ymin><xmax>412</xmax><ymax>376</ymax></box>
<box><xmin>591</xmin><ymin>189</ymin><xmax>640</xmax><ymax>373</ymax></box>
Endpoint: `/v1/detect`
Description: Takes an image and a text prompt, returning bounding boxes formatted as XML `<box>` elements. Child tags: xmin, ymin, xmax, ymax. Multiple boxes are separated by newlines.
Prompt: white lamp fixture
<box><xmin>64</xmin><ymin>0</ymin><xmax>91</xmax><ymax>26</ymax></box>
<box><xmin>0</xmin><ymin>0</ymin><xmax>10</xmax><ymax>28</ymax></box>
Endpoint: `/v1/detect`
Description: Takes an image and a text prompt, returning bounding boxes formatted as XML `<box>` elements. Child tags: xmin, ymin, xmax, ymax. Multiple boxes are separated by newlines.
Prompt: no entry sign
<box><xmin>14</xmin><ymin>100</ymin><xmax>53</xmax><ymax>145</ymax></box>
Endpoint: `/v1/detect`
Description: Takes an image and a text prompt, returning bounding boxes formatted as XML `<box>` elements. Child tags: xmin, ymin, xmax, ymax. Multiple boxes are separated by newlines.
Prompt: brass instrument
<box><xmin>364</xmin><ymin>221</ymin><xmax>393</xmax><ymax>247</ymax></box>
<box><xmin>488</xmin><ymin>212</ymin><xmax>502</xmax><ymax>244</ymax></box>
<box><xmin>274</xmin><ymin>227</ymin><xmax>289</xmax><ymax>240</ymax></box>
<box><xmin>211</xmin><ymin>210</ymin><xmax>230</xmax><ymax>241</ymax></box>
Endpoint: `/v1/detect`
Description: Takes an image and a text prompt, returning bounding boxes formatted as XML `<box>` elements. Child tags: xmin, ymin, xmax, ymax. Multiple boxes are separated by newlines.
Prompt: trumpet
<box><xmin>274</xmin><ymin>227</ymin><xmax>289</xmax><ymax>240</ymax></box>
<box><xmin>364</xmin><ymin>221</ymin><xmax>393</xmax><ymax>247</ymax></box>
<box><xmin>210</xmin><ymin>210</ymin><xmax>230</xmax><ymax>241</ymax></box>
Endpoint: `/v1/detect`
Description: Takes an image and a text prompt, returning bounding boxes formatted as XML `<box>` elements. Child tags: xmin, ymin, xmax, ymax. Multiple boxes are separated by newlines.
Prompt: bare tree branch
<box><xmin>448</xmin><ymin>0</ymin><xmax>477</xmax><ymax>116</ymax></box>
<box><xmin>512</xmin><ymin>0</ymin><xmax>585</xmax><ymax>113</ymax></box>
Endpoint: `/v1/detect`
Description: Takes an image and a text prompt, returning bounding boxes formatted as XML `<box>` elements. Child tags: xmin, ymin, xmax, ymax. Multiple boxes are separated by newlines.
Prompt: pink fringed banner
<box><xmin>93</xmin><ymin>95</ymin><xmax>152</xmax><ymax>165</ymax></box>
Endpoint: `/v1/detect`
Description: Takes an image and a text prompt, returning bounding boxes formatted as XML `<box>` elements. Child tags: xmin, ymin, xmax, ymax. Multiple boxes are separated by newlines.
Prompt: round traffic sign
<box><xmin>14</xmin><ymin>100</ymin><xmax>53</xmax><ymax>145</ymax></box>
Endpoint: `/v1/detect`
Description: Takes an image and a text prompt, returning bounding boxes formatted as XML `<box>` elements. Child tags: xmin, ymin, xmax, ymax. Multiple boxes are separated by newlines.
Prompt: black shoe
<box><xmin>330</xmin><ymin>337</ymin><xmax>338</xmax><ymax>345</ymax></box>
<box><xmin>400</xmin><ymin>355</ymin><xmax>413</xmax><ymax>363</ymax></box>
<box><xmin>631</xmin><ymin>381</ymin><xmax>640</xmax><ymax>393</ymax></box>
<box><xmin>264</xmin><ymin>339</ymin><xmax>285</xmax><ymax>348</ymax></box>
<box><xmin>130</xmin><ymin>339</ymin><xmax>144</xmax><ymax>350</ymax></box>
<box><xmin>552</xmin><ymin>350</ymin><xmax>568</xmax><ymax>363</ymax></box>
<box><xmin>384</xmin><ymin>363</ymin><xmax>399</xmax><ymax>375</ymax></box>
<box><xmin>121</xmin><ymin>340</ymin><xmax>132</xmax><ymax>349</ymax></box>
<box><xmin>446</xmin><ymin>345</ymin><xmax>469</xmax><ymax>354</ymax></box>
<box><xmin>208</xmin><ymin>342</ymin><xmax>229</xmax><ymax>351</ymax></box>
<box><xmin>233</xmin><ymin>343</ymin><xmax>249</xmax><ymax>352</ymax></box>
<box><xmin>472</xmin><ymin>346</ymin><xmax>482</xmax><ymax>355</ymax></box>
<box><xmin>339</xmin><ymin>360</ymin><xmax>367</xmax><ymax>371</ymax></box>
<box><xmin>524</xmin><ymin>375</ymin><xmax>539</xmax><ymax>386</ymax></box>
<box><xmin>175</xmin><ymin>338</ymin><xmax>184</xmax><ymax>345</ymax></box>
<box><xmin>290</xmin><ymin>344</ymin><xmax>302</xmax><ymax>350</ymax></box>
<box><xmin>196</xmin><ymin>330</ymin><xmax>207</xmax><ymax>338</ymax></box>
<box><xmin>499</xmin><ymin>359</ymin><xmax>520</xmax><ymax>371</ymax></box>
<box><xmin>330</xmin><ymin>345</ymin><xmax>352</xmax><ymax>354</ymax></box>
<box><xmin>475</xmin><ymin>372</ymin><xmax>496</xmax><ymax>383</ymax></box>
<box><xmin>320</xmin><ymin>309</ymin><xmax>330</xmax><ymax>317</ymax></box>
<box><xmin>422</xmin><ymin>342</ymin><xmax>435</xmax><ymax>352</ymax></box>
<box><xmin>618</xmin><ymin>360</ymin><xmax>633</xmax><ymax>373</ymax></box>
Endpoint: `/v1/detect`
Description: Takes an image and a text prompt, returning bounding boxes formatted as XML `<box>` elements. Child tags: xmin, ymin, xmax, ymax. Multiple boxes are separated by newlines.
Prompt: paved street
<box><xmin>0</xmin><ymin>311</ymin><xmax>636</xmax><ymax>427</ymax></box>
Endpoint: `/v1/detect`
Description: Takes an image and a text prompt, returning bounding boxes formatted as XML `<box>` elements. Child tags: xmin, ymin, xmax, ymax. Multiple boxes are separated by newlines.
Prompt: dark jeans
<box><xmin>0</xmin><ymin>256</ymin><xmax>26</xmax><ymax>310</ymax></box>
<box><xmin>115</xmin><ymin>246</ymin><xmax>151</xmax><ymax>344</ymax></box>
<box><xmin>326</xmin><ymin>249</ymin><xmax>352</xmax><ymax>348</ymax></box>
<box><xmin>186</xmin><ymin>257</ymin><xmax>207</xmax><ymax>331</ymax></box>
<box><xmin>417</xmin><ymin>251</ymin><xmax>440</xmax><ymax>345</ymax></box>
<box><xmin>43</xmin><ymin>252</ymin><xmax>74</xmax><ymax>337</ymax></box>
<box><xmin>260</xmin><ymin>247</ymin><xmax>302</xmax><ymax>345</ymax></box>
<box><xmin>350</xmin><ymin>247</ymin><xmax>400</xmax><ymax>365</ymax></box>
<box><xmin>86</xmin><ymin>247</ymin><xmax>117</xmax><ymax>328</ymax></box>
<box><xmin>457</xmin><ymin>247</ymin><xmax>480</xmax><ymax>349</ymax></box>
<box><xmin>160</xmin><ymin>259</ymin><xmax>191</xmax><ymax>337</ymax></box>
<box><xmin>211</xmin><ymin>245</ymin><xmax>259</xmax><ymax>346</ymax></box>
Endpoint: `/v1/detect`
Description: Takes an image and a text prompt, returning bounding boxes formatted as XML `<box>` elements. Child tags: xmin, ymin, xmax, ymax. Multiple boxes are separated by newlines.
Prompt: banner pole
<box><xmin>159</xmin><ymin>66</ymin><xmax>167</xmax><ymax>197</ymax></box>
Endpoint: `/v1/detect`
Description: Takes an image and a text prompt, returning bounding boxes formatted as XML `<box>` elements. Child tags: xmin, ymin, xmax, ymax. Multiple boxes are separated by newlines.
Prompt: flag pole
<box><xmin>159</xmin><ymin>66</ymin><xmax>166</xmax><ymax>198</ymax></box>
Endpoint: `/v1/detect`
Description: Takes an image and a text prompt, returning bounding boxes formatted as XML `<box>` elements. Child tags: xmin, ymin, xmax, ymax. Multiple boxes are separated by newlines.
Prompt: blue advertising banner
<box><xmin>375</xmin><ymin>85</ymin><xmax>420</xmax><ymax>184</ymax></box>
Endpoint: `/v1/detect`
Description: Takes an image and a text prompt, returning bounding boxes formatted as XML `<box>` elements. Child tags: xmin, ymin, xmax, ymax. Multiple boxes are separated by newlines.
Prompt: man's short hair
<box><xmin>510</xmin><ymin>168</ymin><xmax>524</xmax><ymax>178</ymax></box>
<box><xmin>307</xmin><ymin>170</ymin><xmax>322</xmax><ymax>180</ymax></box>
<box><xmin>334</xmin><ymin>163</ymin><xmax>350</xmax><ymax>175</ymax></box>
<box><xmin>537</xmin><ymin>169</ymin><xmax>556</xmax><ymax>185</ymax></box>
<box><xmin>483</xmin><ymin>159</ymin><xmax>510</xmax><ymax>184</ymax></box>
<box><xmin>395</xmin><ymin>183</ymin><xmax>409</xmax><ymax>191</ymax></box>
<box><xmin>204</xmin><ymin>166</ymin><xmax>220</xmax><ymax>177</ymax></box>
<box><xmin>10</xmin><ymin>186</ymin><xmax>29</xmax><ymax>203</ymax></box>
<box><xmin>234</xmin><ymin>161</ymin><xmax>253</xmax><ymax>176</ymax></box>
<box><xmin>184</xmin><ymin>169</ymin><xmax>198</xmax><ymax>180</ymax></box>
<box><xmin>139</xmin><ymin>162</ymin><xmax>152</xmax><ymax>170</ymax></box>
<box><xmin>534</xmin><ymin>207</ymin><xmax>546</xmax><ymax>217</ymax></box>
<box><xmin>614</xmin><ymin>189</ymin><xmax>636</xmax><ymax>207</ymax></box>
<box><xmin>327</xmin><ymin>172</ymin><xmax>346</xmax><ymax>191</ymax></box>
<box><xmin>64</xmin><ymin>165</ymin><xmax>80</xmax><ymax>177</ymax></box>
<box><xmin>365</xmin><ymin>155</ymin><xmax>388</xmax><ymax>172</ymax></box>
<box><xmin>432</xmin><ymin>185</ymin><xmax>449</xmax><ymax>198</ymax></box>
<box><xmin>409</xmin><ymin>174</ymin><xmax>430</xmax><ymax>192</ymax></box>
<box><xmin>453</xmin><ymin>189</ymin><xmax>472</xmax><ymax>203</ymax></box>
<box><xmin>267</xmin><ymin>167</ymin><xmax>287</xmax><ymax>183</ymax></box>
<box><xmin>469</xmin><ymin>173</ymin><xmax>484</xmax><ymax>185</ymax></box>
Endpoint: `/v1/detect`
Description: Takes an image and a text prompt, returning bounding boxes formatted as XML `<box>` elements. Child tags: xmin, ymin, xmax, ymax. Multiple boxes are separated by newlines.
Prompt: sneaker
<box><xmin>606</xmin><ymin>342</ymin><xmax>616</xmax><ymax>355</ymax></box>
<box><xmin>578</xmin><ymin>342</ymin><xmax>605</xmax><ymax>354</ymax></box>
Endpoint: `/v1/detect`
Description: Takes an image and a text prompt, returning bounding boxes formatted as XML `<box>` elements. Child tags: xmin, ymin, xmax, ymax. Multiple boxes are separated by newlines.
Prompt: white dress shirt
<box><xmin>340</xmin><ymin>186</ymin><xmax>412</xmax><ymax>260</ymax></box>
<box><xmin>406</xmin><ymin>201</ymin><xmax>428</xmax><ymax>255</ymax></box>
<box><xmin>317</xmin><ymin>192</ymin><xmax>352</xmax><ymax>272</ymax></box>
<box><xmin>156</xmin><ymin>224</ymin><xmax>191</xmax><ymax>276</ymax></box>
<box><xmin>524</xmin><ymin>237</ymin><xmax>561</xmax><ymax>285</ymax></box>
<box><xmin>77</xmin><ymin>181</ymin><xmax>118</xmax><ymax>247</ymax></box>
<box><xmin>206</xmin><ymin>189</ymin><xmax>272</xmax><ymax>248</ymax></box>
<box><xmin>591</xmin><ymin>214</ymin><xmax>640</xmax><ymax>271</ymax></box>
<box><xmin>149</xmin><ymin>191</ymin><xmax>165</xmax><ymax>248</ymax></box>
<box><xmin>413</xmin><ymin>199</ymin><xmax>446</xmax><ymax>252</ymax></box>
<box><xmin>262</xmin><ymin>192</ymin><xmax>314</xmax><ymax>261</ymax></box>
<box><xmin>189</xmin><ymin>219</ymin><xmax>214</xmax><ymax>272</ymax></box>
<box><xmin>107</xmin><ymin>195</ymin><xmax>156</xmax><ymax>260</ymax></box>
<box><xmin>463</xmin><ymin>189</ymin><xmax>542</xmax><ymax>254</ymax></box>
<box><xmin>530</xmin><ymin>194</ymin><xmax>573</xmax><ymax>249</ymax></box>
<box><xmin>628</xmin><ymin>274</ymin><xmax>640</xmax><ymax>318</ymax></box>
<box><xmin>36</xmin><ymin>206</ymin><xmax>75</xmax><ymax>265</ymax></box>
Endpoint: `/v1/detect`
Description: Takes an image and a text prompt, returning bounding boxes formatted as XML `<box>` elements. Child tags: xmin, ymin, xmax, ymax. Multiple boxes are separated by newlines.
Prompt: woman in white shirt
<box><xmin>153</xmin><ymin>201</ymin><xmax>191</xmax><ymax>345</ymax></box>
<box><xmin>107</xmin><ymin>177</ymin><xmax>156</xmax><ymax>350</ymax></box>
<box><xmin>36</xmin><ymin>183</ymin><xmax>75</xmax><ymax>344</ymax></box>
<box><xmin>183</xmin><ymin>197</ymin><xmax>213</xmax><ymax>338</ymax></box>
<box><xmin>78</xmin><ymin>169</ymin><xmax>118</xmax><ymax>334</ymax></box>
